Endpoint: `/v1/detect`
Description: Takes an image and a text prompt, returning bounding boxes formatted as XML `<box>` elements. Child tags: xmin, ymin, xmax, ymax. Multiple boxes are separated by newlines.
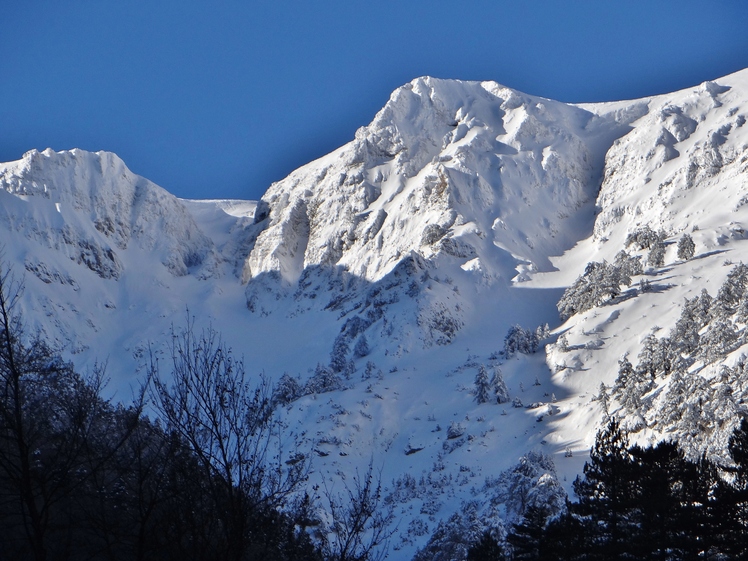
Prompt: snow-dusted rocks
<box><xmin>245</xmin><ymin>77</ymin><xmax>637</xmax><ymax>289</ymax></box>
<box><xmin>0</xmin><ymin>148</ymin><xmax>220</xmax><ymax>279</ymax></box>
<box><xmin>4</xmin><ymin>67</ymin><xmax>748</xmax><ymax>559</ymax></box>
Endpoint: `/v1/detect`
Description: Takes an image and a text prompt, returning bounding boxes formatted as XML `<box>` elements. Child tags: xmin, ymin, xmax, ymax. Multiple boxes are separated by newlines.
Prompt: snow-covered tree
<box><xmin>716</xmin><ymin>263</ymin><xmax>748</xmax><ymax>315</ymax></box>
<box><xmin>475</xmin><ymin>365</ymin><xmax>492</xmax><ymax>404</ymax></box>
<box><xmin>647</xmin><ymin>238</ymin><xmax>666</xmax><ymax>267</ymax></box>
<box><xmin>676</xmin><ymin>233</ymin><xmax>695</xmax><ymax>261</ymax></box>
<box><xmin>305</xmin><ymin>363</ymin><xmax>344</xmax><ymax>394</ymax></box>
<box><xmin>557</xmin><ymin>261</ymin><xmax>619</xmax><ymax>319</ymax></box>
<box><xmin>353</xmin><ymin>334</ymin><xmax>370</xmax><ymax>358</ymax></box>
<box><xmin>614</xmin><ymin>354</ymin><xmax>649</xmax><ymax>412</ymax></box>
<box><xmin>273</xmin><ymin>373</ymin><xmax>303</xmax><ymax>405</ymax></box>
<box><xmin>659</xmin><ymin>369</ymin><xmax>688</xmax><ymax>426</ymax></box>
<box><xmin>597</xmin><ymin>382</ymin><xmax>610</xmax><ymax>418</ymax></box>
<box><xmin>613</xmin><ymin>354</ymin><xmax>635</xmax><ymax>395</ymax></box>
<box><xmin>447</xmin><ymin>422</ymin><xmax>466</xmax><ymax>439</ymax></box>
<box><xmin>625</xmin><ymin>225</ymin><xmax>660</xmax><ymax>250</ymax></box>
<box><xmin>694</xmin><ymin>289</ymin><xmax>714</xmax><ymax>326</ymax></box>
<box><xmin>734</xmin><ymin>293</ymin><xmax>748</xmax><ymax>325</ymax></box>
<box><xmin>329</xmin><ymin>337</ymin><xmax>350</xmax><ymax>373</ymax></box>
<box><xmin>670</xmin><ymin>299</ymin><xmax>701</xmax><ymax>354</ymax></box>
<box><xmin>700</xmin><ymin>317</ymin><xmax>738</xmax><ymax>364</ymax></box>
<box><xmin>614</xmin><ymin>250</ymin><xmax>643</xmax><ymax>284</ymax></box>
<box><xmin>491</xmin><ymin>367</ymin><xmax>511</xmax><ymax>404</ymax></box>
<box><xmin>535</xmin><ymin>323</ymin><xmax>551</xmax><ymax>341</ymax></box>
<box><xmin>636</xmin><ymin>333</ymin><xmax>661</xmax><ymax>380</ymax></box>
<box><xmin>503</xmin><ymin>325</ymin><xmax>539</xmax><ymax>357</ymax></box>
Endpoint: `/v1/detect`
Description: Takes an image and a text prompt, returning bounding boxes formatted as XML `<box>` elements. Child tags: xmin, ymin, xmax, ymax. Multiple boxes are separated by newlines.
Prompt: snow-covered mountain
<box><xmin>2</xmin><ymin>68</ymin><xmax>748</xmax><ymax>558</ymax></box>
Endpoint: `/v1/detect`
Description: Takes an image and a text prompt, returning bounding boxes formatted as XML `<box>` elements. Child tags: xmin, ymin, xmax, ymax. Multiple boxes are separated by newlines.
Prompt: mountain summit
<box><xmin>3</xmin><ymin>68</ymin><xmax>748</xmax><ymax>558</ymax></box>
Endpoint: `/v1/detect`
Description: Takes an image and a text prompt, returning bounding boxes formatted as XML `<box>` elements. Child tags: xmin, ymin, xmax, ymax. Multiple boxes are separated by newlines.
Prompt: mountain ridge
<box><xmin>3</xmin><ymin>67</ymin><xmax>748</xmax><ymax>558</ymax></box>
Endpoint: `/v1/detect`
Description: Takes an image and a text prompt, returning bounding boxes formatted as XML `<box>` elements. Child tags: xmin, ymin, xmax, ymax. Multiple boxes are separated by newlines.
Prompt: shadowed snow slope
<box><xmin>3</xmin><ymin>69</ymin><xmax>748</xmax><ymax>559</ymax></box>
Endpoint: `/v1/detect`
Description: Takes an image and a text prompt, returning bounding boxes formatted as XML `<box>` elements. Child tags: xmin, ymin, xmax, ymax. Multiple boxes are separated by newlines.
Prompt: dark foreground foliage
<box><xmin>469</xmin><ymin>418</ymin><xmax>748</xmax><ymax>560</ymax></box>
<box><xmin>0</xmin><ymin>264</ymin><xmax>327</xmax><ymax>561</ymax></box>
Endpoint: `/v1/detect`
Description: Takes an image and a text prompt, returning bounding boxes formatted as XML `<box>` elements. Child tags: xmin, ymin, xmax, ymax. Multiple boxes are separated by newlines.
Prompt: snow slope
<box><xmin>3</xmin><ymin>68</ymin><xmax>748</xmax><ymax>559</ymax></box>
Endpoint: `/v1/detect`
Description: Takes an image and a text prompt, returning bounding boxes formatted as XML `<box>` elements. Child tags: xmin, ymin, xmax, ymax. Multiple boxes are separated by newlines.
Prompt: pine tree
<box><xmin>700</xmin><ymin>316</ymin><xmax>738</xmax><ymax>363</ymax></box>
<box><xmin>735</xmin><ymin>292</ymin><xmax>748</xmax><ymax>324</ymax></box>
<box><xmin>614</xmin><ymin>354</ymin><xmax>632</xmax><ymax>391</ymax></box>
<box><xmin>353</xmin><ymin>334</ymin><xmax>370</xmax><ymax>358</ymax></box>
<box><xmin>597</xmin><ymin>382</ymin><xmax>610</xmax><ymax>419</ymax></box>
<box><xmin>491</xmin><ymin>367</ymin><xmax>510</xmax><ymax>404</ymax></box>
<box><xmin>659</xmin><ymin>369</ymin><xmax>688</xmax><ymax>426</ymax></box>
<box><xmin>614</xmin><ymin>353</ymin><xmax>647</xmax><ymax>412</ymax></box>
<box><xmin>628</xmin><ymin>442</ymin><xmax>686</xmax><ymax>559</ymax></box>
<box><xmin>507</xmin><ymin>504</ymin><xmax>550</xmax><ymax>560</ymax></box>
<box><xmin>474</xmin><ymin>366</ymin><xmax>492</xmax><ymax>404</ymax></box>
<box><xmin>716</xmin><ymin>263</ymin><xmax>748</xmax><ymax>315</ymax></box>
<box><xmin>614</xmin><ymin>250</ymin><xmax>643</xmax><ymax>284</ymax></box>
<box><xmin>716</xmin><ymin>418</ymin><xmax>748</xmax><ymax>558</ymax></box>
<box><xmin>637</xmin><ymin>332</ymin><xmax>661</xmax><ymax>380</ymax></box>
<box><xmin>625</xmin><ymin>225</ymin><xmax>659</xmax><ymax>250</ymax></box>
<box><xmin>467</xmin><ymin>531</ymin><xmax>508</xmax><ymax>561</ymax></box>
<box><xmin>677</xmin><ymin>233</ymin><xmax>695</xmax><ymax>260</ymax></box>
<box><xmin>676</xmin><ymin>455</ymin><xmax>720</xmax><ymax>559</ymax></box>
<box><xmin>571</xmin><ymin>419</ymin><xmax>638</xmax><ymax>559</ymax></box>
<box><xmin>557</xmin><ymin>261</ymin><xmax>626</xmax><ymax>319</ymax></box>
<box><xmin>694</xmin><ymin>289</ymin><xmax>714</xmax><ymax>327</ymax></box>
<box><xmin>648</xmin><ymin>238</ymin><xmax>666</xmax><ymax>267</ymax></box>
<box><xmin>671</xmin><ymin>298</ymin><xmax>701</xmax><ymax>354</ymax></box>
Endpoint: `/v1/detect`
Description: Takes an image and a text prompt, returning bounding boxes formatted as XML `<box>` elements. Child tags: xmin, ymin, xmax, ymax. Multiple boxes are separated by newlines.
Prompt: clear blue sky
<box><xmin>2</xmin><ymin>1</ymin><xmax>747</xmax><ymax>201</ymax></box>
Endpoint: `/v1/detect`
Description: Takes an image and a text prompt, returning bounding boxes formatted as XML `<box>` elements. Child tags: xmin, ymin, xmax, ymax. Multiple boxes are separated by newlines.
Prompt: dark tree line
<box><xmin>0</xmin><ymin>262</ymin><xmax>392</xmax><ymax>561</ymax></box>
<box><xmin>468</xmin><ymin>418</ymin><xmax>748</xmax><ymax>560</ymax></box>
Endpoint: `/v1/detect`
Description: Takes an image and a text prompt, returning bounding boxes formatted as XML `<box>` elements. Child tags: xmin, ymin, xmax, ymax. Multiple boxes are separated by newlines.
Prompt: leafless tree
<box><xmin>150</xmin><ymin>317</ymin><xmax>309</xmax><ymax>560</ymax></box>
<box><xmin>318</xmin><ymin>462</ymin><xmax>396</xmax><ymax>561</ymax></box>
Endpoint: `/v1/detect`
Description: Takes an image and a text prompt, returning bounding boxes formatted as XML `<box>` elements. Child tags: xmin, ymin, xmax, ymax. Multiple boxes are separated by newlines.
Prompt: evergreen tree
<box><xmin>677</xmin><ymin>233</ymin><xmax>696</xmax><ymax>260</ymax></box>
<box><xmin>628</xmin><ymin>442</ymin><xmax>686</xmax><ymax>559</ymax></box>
<box><xmin>613</xmin><ymin>354</ymin><xmax>634</xmax><ymax>393</ymax></box>
<box><xmin>625</xmin><ymin>225</ymin><xmax>659</xmax><ymax>250</ymax></box>
<box><xmin>716</xmin><ymin>263</ymin><xmax>748</xmax><ymax>313</ymax></box>
<box><xmin>571</xmin><ymin>419</ymin><xmax>638</xmax><ymax>559</ymax></box>
<box><xmin>507</xmin><ymin>504</ymin><xmax>550</xmax><ymax>560</ymax></box>
<box><xmin>648</xmin><ymin>238</ymin><xmax>666</xmax><ymax>267</ymax></box>
<box><xmin>557</xmin><ymin>261</ymin><xmax>626</xmax><ymax>320</ymax></box>
<box><xmin>539</xmin><ymin>509</ymin><xmax>585</xmax><ymax>561</ymax></box>
<box><xmin>637</xmin><ymin>332</ymin><xmax>661</xmax><ymax>380</ymax></box>
<box><xmin>716</xmin><ymin>418</ymin><xmax>748</xmax><ymax>558</ymax></box>
<box><xmin>614</xmin><ymin>250</ymin><xmax>643</xmax><ymax>284</ymax></box>
<box><xmin>659</xmin><ymin>369</ymin><xmax>688</xmax><ymax>426</ymax></box>
<box><xmin>700</xmin><ymin>316</ymin><xmax>738</xmax><ymax>363</ymax></box>
<box><xmin>597</xmin><ymin>382</ymin><xmax>610</xmax><ymax>419</ymax></box>
<box><xmin>467</xmin><ymin>531</ymin><xmax>508</xmax><ymax>561</ymax></box>
<box><xmin>274</xmin><ymin>373</ymin><xmax>303</xmax><ymax>405</ymax></box>
<box><xmin>491</xmin><ymin>367</ymin><xmax>510</xmax><ymax>404</ymax></box>
<box><xmin>614</xmin><ymin>354</ymin><xmax>647</xmax><ymax>413</ymax></box>
<box><xmin>735</xmin><ymin>292</ymin><xmax>748</xmax><ymax>325</ymax></box>
<box><xmin>670</xmin><ymin>298</ymin><xmax>701</xmax><ymax>354</ymax></box>
<box><xmin>305</xmin><ymin>363</ymin><xmax>344</xmax><ymax>394</ymax></box>
<box><xmin>675</xmin><ymin>454</ymin><xmax>720</xmax><ymax>559</ymax></box>
<box><xmin>353</xmin><ymin>334</ymin><xmax>370</xmax><ymax>358</ymax></box>
<box><xmin>694</xmin><ymin>289</ymin><xmax>714</xmax><ymax>327</ymax></box>
<box><xmin>474</xmin><ymin>366</ymin><xmax>492</xmax><ymax>404</ymax></box>
<box><xmin>503</xmin><ymin>325</ymin><xmax>540</xmax><ymax>357</ymax></box>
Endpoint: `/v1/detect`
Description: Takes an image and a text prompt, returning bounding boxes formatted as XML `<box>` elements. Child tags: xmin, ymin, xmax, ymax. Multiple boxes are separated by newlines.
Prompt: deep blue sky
<box><xmin>2</xmin><ymin>1</ymin><xmax>748</xmax><ymax>201</ymax></box>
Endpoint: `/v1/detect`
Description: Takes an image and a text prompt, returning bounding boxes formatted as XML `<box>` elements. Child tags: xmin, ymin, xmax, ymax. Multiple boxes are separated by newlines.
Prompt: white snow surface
<box><xmin>2</xmin><ymin>68</ymin><xmax>748</xmax><ymax>559</ymax></box>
